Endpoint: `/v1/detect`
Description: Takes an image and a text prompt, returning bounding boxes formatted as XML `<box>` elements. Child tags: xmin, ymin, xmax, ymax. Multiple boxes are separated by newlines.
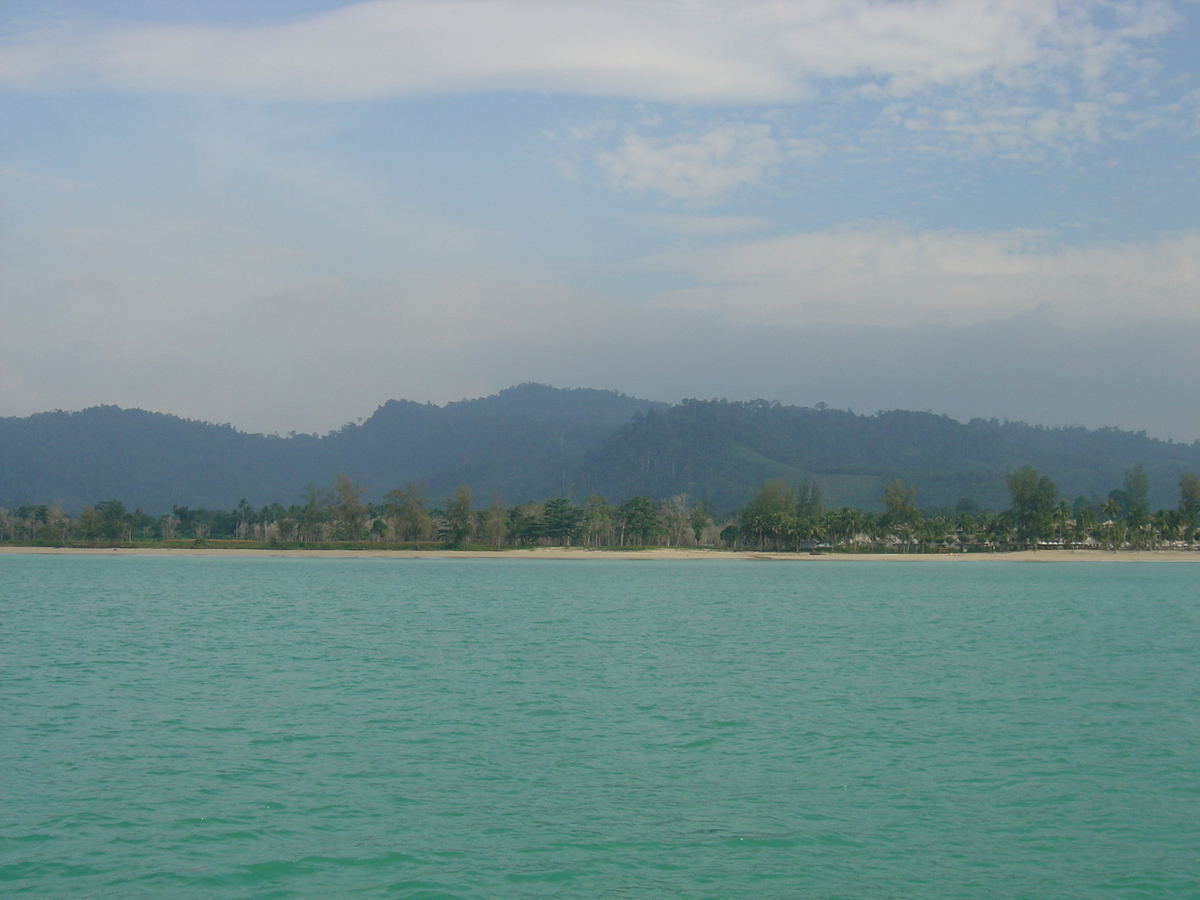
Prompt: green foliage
<box><xmin>690</xmin><ymin>503</ymin><xmax>710</xmax><ymax>543</ymax></box>
<box><xmin>1005</xmin><ymin>466</ymin><xmax>1059</xmax><ymax>546</ymax></box>
<box><xmin>4</xmin><ymin>391</ymin><xmax>1197</xmax><ymax>519</ymax></box>
<box><xmin>617</xmin><ymin>495</ymin><xmax>661</xmax><ymax>545</ymax></box>
<box><xmin>505</xmin><ymin>503</ymin><xmax>544</xmax><ymax>545</ymax></box>
<box><xmin>6</xmin><ymin>464</ymin><xmax>1199</xmax><ymax>552</ymax></box>
<box><xmin>77</xmin><ymin>506</ymin><xmax>103</xmax><ymax>545</ymax></box>
<box><xmin>0</xmin><ymin>386</ymin><xmax>667</xmax><ymax>515</ymax></box>
<box><xmin>581</xmin><ymin>495</ymin><xmax>614</xmax><ymax>547</ymax></box>
<box><xmin>738</xmin><ymin>479</ymin><xmax>795</xmax><ymax>550</ymax></box>
<box><xmin>5</xmin><ymin>390</ymin><xmax>1200</xmax><ymax>555</ymax></box>
<box><xmin>1122</xmin><ymin>463</ymin><xmax>1150</xmax><ymax>529</ymax></box>
<box><xmin>332</xmin><ymin>474</ymin><xmax>367</xmax><ymax>542</ymax></box>
<box><xmin>1181</xmin><ymin>473</ymin><xmax>1200</xmax><ymax>538</ymax></box>
<box><xmin>541</xmin><ymin>498</ymin><xmax>585</xmax><ymax>546</ymax></box>
<box><xmin>579</xmin><ymin>399</ymin><xmax>1200</xmax><ymax>513</ymax></box>
<box><xmin>443</xmin><ymin>485</ymin><xmax>475</xmax><ymax>547</ymax></box>
<box><xmin>796</xmin><ymin>478</ymin><xmax>823</xmax><ymax>521</ymax></box>
<box><xmin>383</xmin><ymin>481</ymin><xmax>432</xmax><ymax>541</ymax></box>
<box><xmin>882</xmin><ymin>480</ymin><xmax>918</xmax><ymax>527</ymax></box>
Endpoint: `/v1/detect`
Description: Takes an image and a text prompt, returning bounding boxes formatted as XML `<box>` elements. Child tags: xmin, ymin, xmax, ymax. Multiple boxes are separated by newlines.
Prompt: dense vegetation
<box><xmin>4</xmin><ymin>467</ymin><xmax>1197</xmax><ymax>553</ymax></box>
<box><xmin>0</xmin><ymin>384</ymin><xmax>667</xmax><ymax>513</ymax></box>
<box><xmin>3</xmin><ymin>385</ymin><xmax>1198</xmax><ymax>526</ymax></box>
<box><xmin>725</xmin><ymin>467</ymin><xmax>1199</xmax><ymax>553</ymax></box>
<box><xmin>578</xmin><ymin>400</ymin><xmax>1200</xmax><ymax>511</ymax></box>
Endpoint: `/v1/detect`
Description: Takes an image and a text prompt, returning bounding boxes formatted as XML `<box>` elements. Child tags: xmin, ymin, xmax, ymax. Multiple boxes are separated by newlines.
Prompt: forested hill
<box><xmin>577</xmin><ymin>400</ymin><xmax>1200</xmax><ymax>512</ymax></box>
<box><xmin>2</xmin><ymin>389</ymin><xmax>1196</xmax><ymax>514</ymax></box>
<box><xmin>0</xmin><ymin>384</ymin><xmax>667</xmax><ymax>513</ymax></box>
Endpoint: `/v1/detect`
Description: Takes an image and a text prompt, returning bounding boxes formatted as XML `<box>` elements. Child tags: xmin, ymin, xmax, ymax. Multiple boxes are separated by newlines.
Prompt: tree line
<box><xmin>730</xmin><ymin>466</ymin><xmax>1200</xmax><ymax>552</ymax></box>
<box><xmin>0</xmin><ymin>476</ymin><xmax>716</xmax><ymax>550</ymax></box>
<box><xmin>2</xmin><ymin>466</ymin><xmax>1197</xmax><ymax>552</ymax></box>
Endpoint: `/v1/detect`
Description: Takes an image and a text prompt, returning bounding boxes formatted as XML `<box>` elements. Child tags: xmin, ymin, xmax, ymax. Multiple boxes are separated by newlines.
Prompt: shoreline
<box><xmin>2</xmin><ymin>546</ymin><xmax>1198</xmax><ymax>562</ymax></box>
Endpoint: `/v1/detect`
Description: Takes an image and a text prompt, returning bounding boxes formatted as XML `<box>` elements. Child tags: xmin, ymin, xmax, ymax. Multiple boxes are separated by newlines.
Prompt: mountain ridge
<box><xmin>1</xmin><ymin>385</ymin><xmax>1195</xmax><ymax>514</ymax></box>
<box><xmin>577</xmin><ymin>400</ymin><xmax>1198</xmax><ymax>511</ymax></box>
<box><xmin>0</xmin><ymin>384</ymin><xmax>668</xmax><ymax>513</ymax></box>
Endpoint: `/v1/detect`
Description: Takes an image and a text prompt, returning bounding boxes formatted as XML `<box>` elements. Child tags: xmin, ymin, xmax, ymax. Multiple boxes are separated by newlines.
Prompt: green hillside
<box><xmin>576</xmin><ymin>400</ymin><xmax>1200</xmax><ymax>511</ymax></box>
<box><xmin>2</xmin><ymin>389</ymin><xmax>1196</xmax><ymax>515</ymax></box>
<box><xmin>0</xmin><ymin>385</ymin><xmax>666</xmax><ymax>513</ymax></box>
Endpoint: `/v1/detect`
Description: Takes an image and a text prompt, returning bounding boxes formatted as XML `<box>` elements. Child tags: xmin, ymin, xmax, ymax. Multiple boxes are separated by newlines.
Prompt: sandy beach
<box><xmin>2</xmin><ymin>546</ymin><xmax>1197</xmax><ymax>561</ymax></box>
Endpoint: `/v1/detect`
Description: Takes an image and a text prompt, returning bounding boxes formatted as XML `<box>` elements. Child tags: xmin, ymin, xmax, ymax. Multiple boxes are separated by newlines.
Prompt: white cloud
<box><xmin>640</xmin><ymin>213</ymin><xmax>772</xmax><ymax>235</ymax></box>
<box><xmin>874</xmin><ymin>96</ymin><xmax>1112</xmax><ymax>160</ymax></box>
<box><xmin>0</xmin><ymin>1</ymin><xmax>1177</xmax><ymax>105</ymax></box>
<box><xmin>646</xmin><ymin>225</ymin><xmax>1200</xmax><ymax>327</ymax></box>
<box><xmin>597</xmin><ymin>123</ymin><xmax>784</xmax><ymax>200</ymax></box>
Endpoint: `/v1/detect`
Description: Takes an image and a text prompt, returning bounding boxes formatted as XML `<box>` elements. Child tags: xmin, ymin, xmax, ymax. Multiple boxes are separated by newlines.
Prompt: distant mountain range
<box><xmin>1</xmin><ymin>384</ymin><xmax>1196</xmax><ymax>514</ymax></box>
<box><xmin>578</xmin><ymin>400</ymin><xmax>1199</xmax><ymax>512</ymax></box>
<box><xmin>0</xmin><ymin>385</ymin><xmax>666</xmax><ymax>514</ymax></box>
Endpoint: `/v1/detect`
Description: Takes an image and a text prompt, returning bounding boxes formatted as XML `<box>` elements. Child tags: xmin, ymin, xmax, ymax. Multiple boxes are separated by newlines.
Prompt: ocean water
<box><xmin>1</xmin><ymin>556</ymin><xmax>1198</xmax><ymax>899</ymax></box>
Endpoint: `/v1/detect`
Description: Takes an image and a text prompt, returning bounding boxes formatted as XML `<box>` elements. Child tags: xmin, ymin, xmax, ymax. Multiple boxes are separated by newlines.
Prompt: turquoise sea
<box><xmin>2</xmin><ymin>556</ymin><xmax>1198</xmax><ymax>899</ymax></box>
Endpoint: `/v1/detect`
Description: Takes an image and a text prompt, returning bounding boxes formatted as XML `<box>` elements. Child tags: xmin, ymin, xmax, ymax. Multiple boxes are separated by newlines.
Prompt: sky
<box><xmin>2</xmin><ymin>0</ymin><xmax>1198</xmax><ymax>441</ymax></box>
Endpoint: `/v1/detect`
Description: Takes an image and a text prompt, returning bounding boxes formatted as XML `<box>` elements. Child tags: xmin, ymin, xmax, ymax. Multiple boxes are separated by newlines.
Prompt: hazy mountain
<box><xmin>0</xmin><ymin>384</ymin><xmax>667</xmax><ymax>513</ymax></box>
<box><xmin>2</xmin><ymin>387</ymin><xmax>1196</xmax><ymax>515</ymax></box>
<box><xmin>577</xmin><ymin>400</ymin><xmax>1200</xmax><ymax>511</ymax></box>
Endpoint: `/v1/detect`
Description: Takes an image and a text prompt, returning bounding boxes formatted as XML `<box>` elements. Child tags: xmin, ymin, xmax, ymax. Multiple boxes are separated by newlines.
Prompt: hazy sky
<box><xmin>2</xmin><ymin>0</ymin><xmax>1198</xmax><ymax>440</ymax></box>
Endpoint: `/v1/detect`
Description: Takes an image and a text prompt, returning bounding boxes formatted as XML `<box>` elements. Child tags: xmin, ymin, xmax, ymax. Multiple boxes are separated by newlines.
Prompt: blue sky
<box><xmin>2</xmin><ymin>0</ymin><xmax>1198</xmax><ymax>440</ymax></box>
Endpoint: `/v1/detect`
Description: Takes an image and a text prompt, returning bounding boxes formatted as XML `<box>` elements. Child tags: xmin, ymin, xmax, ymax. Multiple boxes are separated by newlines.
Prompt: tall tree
<box><xmin>77</xmin><ymin>506</ymin><xmax>103</xmax><ymax>546</ymax></box>
<box><xmin>739</xmin><ymin>479</ymin><xmax>795</xmax><ymax>550</ymax></box>
<box><xmin>331</xmin><ymin>475</ymin><xmax>367</xmax><ymax>543</ymax></box>
<box><xmin>1005</xmin><ymin>466</ymin><xmax>1058</xmax><ymax>547</ymax></box>
<box><xmin>1179</xmin><ymin>472</ymin><xmax>1200</xmax><ymax>541</ymax></box>
<box><xmin>659</xmin><ymin>495</ymin><xmax>696</xmax><ymax>547</ymax></box>
<box><xmin>383</xmin><ymin>481</ymin><xmax>432</xmax><ymax>542</ymax></box>
<box><xmin>95</xmin><ymin>499</ymin><xmax>130</xmax><ymax>543</ymax></box>
<box><xmin>298</xmin><ymin>483</ymin><xmax>331</xmax><ymax>543</ymax></box>
<box><xmin>690</xmin><ymin>501</ymin><xmax>711</xmax><ymax>544</ymax></box>
<box><xmin>480</xmin><ymin>496</ymin><xmax>508</xmax><ymax>548</ymax></box>
<box><xmin>617</xmin><ymin>495</ymin><xmax>661</xmax><ymax>546</ymax></box>
<box><xmin>881</xmin><ymin>479</ymin><xmax>918</xmax><ymax>527</ymax></box>
<box><xmin>235</xmin><ymin>498</ymin><xmax>252</xmax><ymax>539</ymax></box>
<box><xmin>508</xmin><ymin>502</ymin><xmax>545</xmax><ymax>546</ymax></box>
<box><xmin>583</xmin><ymin>495</ymin><xmax>612</xmax><ymax>547</ymax></box>
<box><xmin>796</xmin><ymin>478</ymin><xmax>823</xmax><ymax>522</ymax></box>
<box><xmin>1073</xmin><ymin>506</ymin><xmax>1096</xmax><ymax>547</ymax></box>
<box><xmin>1123</xmin><ymin>463</ymin><xmax>1150</xmax><ymax>530</ymax></box>
<box><xmin>542</xmin><ymin>498</ymin><xmax>585</xmax><ymax>546</ymax></box>
<box><xmin>443</xmin><ymin>485</ymin><xmax>474</xmax><ymax>546</ymax></box>
<box><xmin>1054</xmin><ymin>499</ymin><xmax>1071</xmax><ymax>547</ymax></box>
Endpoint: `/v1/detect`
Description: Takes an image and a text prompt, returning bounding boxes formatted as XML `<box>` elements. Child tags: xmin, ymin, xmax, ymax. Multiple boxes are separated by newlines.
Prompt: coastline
<box><xmin>1</xmin><ymin>546</ymin><xmax>1197</xmax><ymax>562</ymax></box>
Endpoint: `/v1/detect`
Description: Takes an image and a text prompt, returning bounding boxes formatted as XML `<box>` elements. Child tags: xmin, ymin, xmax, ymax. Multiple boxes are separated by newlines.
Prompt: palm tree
<box><xmin>1150</xmin><ymin>510</ymin><xmax>1172</xmax><ymax>549</ymax></box>
<box><xmin>1101</xmin><ymin>498</ymin><xmax>1120</xmax><ymax>550</ymax></box>
<box><xmin>1053</xmin><ymin>500</ymin><xmax>1071</xmax><ymax>548</ymax></box>
<box><xmin>1073</xmin><ymin>507</ymin><xmax>1096</xmax><ymax>547</ymax></box>
<box><xmin>954</xmin><ymin>511</ymin><xmax>976</xmax><ymax>550</ymax></box>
